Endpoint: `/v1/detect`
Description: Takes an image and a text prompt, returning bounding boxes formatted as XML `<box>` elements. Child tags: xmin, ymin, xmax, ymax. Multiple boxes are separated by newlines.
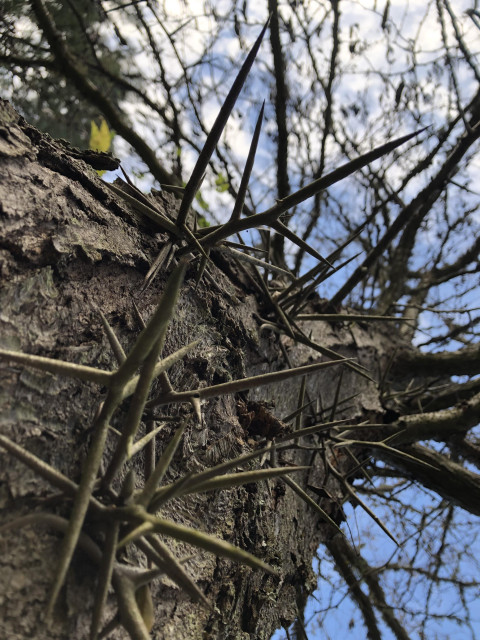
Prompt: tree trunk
<box><xmin>0</xmin><ymin>100</ymin><xmax>390</xmax><ymax>639</ymax></box>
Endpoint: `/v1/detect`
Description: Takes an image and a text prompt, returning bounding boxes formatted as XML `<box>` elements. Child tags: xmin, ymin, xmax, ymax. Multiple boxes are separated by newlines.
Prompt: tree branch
<box><xmin>29</xmin><ymin>0</ymin><xmax>179</xmax><ymax>186</ymax></box>
<box><xmin>385</xmin><ymin>389</ymin><xmax>480</xmax><ymax>445</ymax></box>
<box><xmin>394</xmin><ymin>343</ymin><xmax>480</xmax><ymax>377</ymax></box>
<box><xmin>326</xmin><ymin>535</ymin><xmax>411</xmax><ymax>640</ymax></box>
<box><xmin>326</xmin><ymin>536</ymin><xmax>382</xmax><ymax>640</ymax></box>
<box><xmin>331</xmin><ymin>109</ymin><xmax>480</xmax><ymax>309</ymax></box>
<box><xmin>376</xmin><ymin>443</ymin><xmax>480</xmax><ymax>516</ymax></box>
<box><xmin>268</xmin><ymin>0</ymin><xmax>290</xmax><ymax>267</ymax></box>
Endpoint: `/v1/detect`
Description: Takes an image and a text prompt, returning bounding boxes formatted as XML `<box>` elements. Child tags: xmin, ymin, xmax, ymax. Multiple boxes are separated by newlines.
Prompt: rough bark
<box><xmin>0</xmin><ymin>100</ymin><xmax>389</xmax><ymax>639</ymax></box>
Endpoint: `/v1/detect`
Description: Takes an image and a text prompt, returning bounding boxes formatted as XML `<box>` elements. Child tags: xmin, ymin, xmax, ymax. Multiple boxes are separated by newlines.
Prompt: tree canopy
<box><xmin>1</xmin><ymin>1</ymin><xmax>480</xmax><ymax>639</ymax></box>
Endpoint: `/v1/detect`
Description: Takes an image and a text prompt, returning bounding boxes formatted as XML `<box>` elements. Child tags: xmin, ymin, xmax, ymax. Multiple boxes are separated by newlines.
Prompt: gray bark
<box><xmin>0</xmin><ymin>100</ymin><xmax>388</xmax><ymax>639</ymax></box>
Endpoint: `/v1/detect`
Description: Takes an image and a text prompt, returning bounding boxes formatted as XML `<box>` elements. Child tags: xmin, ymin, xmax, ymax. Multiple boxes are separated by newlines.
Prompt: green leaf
<box><xmin>197</xmin><ymin>214</ymin><xmax>210</xmax><ymax>228</ymax></box>
<box><xmin>215</xmin><ymin>173</ymin><xmax>229</xmax><ymax>193</ymax></box>
<box><xmin>195</xmin><ymin>191</ymin><xmax>209</xmax><ymax>211</ymax></box>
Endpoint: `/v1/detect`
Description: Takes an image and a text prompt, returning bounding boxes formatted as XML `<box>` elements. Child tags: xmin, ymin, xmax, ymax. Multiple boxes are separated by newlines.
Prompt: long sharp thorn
<box><xmin>176</xmin><ymin>18</ymin><xmax>270</xmax><ymax>227</ymax></box>
<box><xmin>152</xmin><ymin>445</ymin><xmax>293</xmax><ymax>504</ymax></box>
<box><xmin>99</xmin><ymin>310</ymin><xmax>126</xmax><ymax>365</ymax></box>
<box><xmin>351</xmin><ymin>486</ymin><xmax>399</xmax><ymax>546</ymax></box>
<box><xmin>274</xmin><ymin>419</ymin><xmax>349</xmax><ymax>444</ymax></box>
<box><xmin>113</xmin><ymin>572</ymin><xmax>151</xmax><ymax>640</ymax></box>
<box><xmin>104</xmin><ymin>182</ymin><xmax>179</xmax><ymax>236</ymax></box>
<box><xmin>296</xmin><ymin>376</ymin><xmax>307</xmax><ymax>432</ymax></box>
<box><xmin>272</xmin><ymin>220</ymin><xmax>332</xmax><ymax>268</ymax></box>
<box><xmin>181</xmin><ymin>223</ymin><xmax>210</xmax><ymax>260</ymax></box>
<box><xmin>282</xmin><ymin>397</ymin><xmax>315</xmax><ymax>424</ymax></box>
<box><xmin>0</xmin><ymin>435</ymin><xmax>80</xmax><ymax>498</ymax></box>
<box><xmin>46</xmin><ymin>390</ymin><xmax>119</xmax><ymax>618</ymax></box>
<box><xmin>102</xmin><ymin>336</ymin><xmax>164</xmax><ymax>488</ymax></box>
<box><xmin>289</xmin><ymin>326</ymin><xmax>375</xmax><ymax>382</ymax></box>
<box><xmin>276</xmin><ymin>261</ymin><xmax>329</xmax><ymax>304</ymax></box>
<box><xmin>121</xmin><ymin>340</ymin><xmax>200</xmax><ymax>401</ymax></box>
<box><xmin>327</xmin><ymin>460</ymin><xmax>399</xmax><ymax>545</ymax></box>
<box><xmin>261</xmin><ymin>128</ymin><xmax>428</xmax><ymax>221</ymax></box>
<box><xmin>149</xmin><ymin>358</ymin><xmax>353</xmax><ymax>407</ymax></box>
<box><xmin>191</xmin><ymin>466</ymin><xmax>310</xmax><ymax>494</ymax></box>
<box><xmin>199</xmin><ymin>129</ymin><xmax>427</xmax><ymax>248</ymax></box>
<box><xmin>223</xmin><ymin>246</ymin><xmax>294</xmax><ymax>279</ymax></box>
<box><xmin>137</xmin><ymin>420</ymin><xmax>189</xmax><ymax>508</ymax></box>
<box><xmin>281</xmin><ymin>475</ymin><xmax>343</xmax><ymax>534</ymax></box>
<box><xmin>330</xmin><ymin>370</ymin><xmax>344</xmax><ymax>422</ymax></box>
<box><xmin>46</xmin><ymin>263</ymin><xmax>186</xmax><ymax>615</ymax></box>
<box><xmin>280</xmin><ymin>252</ymin><xmax>361</xmax><ymax>310</ymax></box>
<box><xmin>141</xmin><ymin>536</ymin><xmax>210</xmax><ymax>608</ymax></box>
<box><xmin>229</xmin><ymin>102</ymin><xmax>265</xmax><ymax>222</ymax></box>
<box><xmin>0</xmin><ymin>349</ymin><xmax>112</xmax><ymax>386</ymax></box>
<box><xmin>195</xmin><ymin>252</ymin><xmax>209</xmax><ymax>287</ymax></box>
<box><xmin>129</xmin><ymin>508</ymin><xmax>277</xmax><ymax>575</ymax></box>
<box><xmin>151</xmin><ymin>420</ymin><xmax>342</xmax><ymax>508</ymax></box>
<box><xmin>143</xmin><ymin>242</ymin><xmax>174</xmax><ymax>291</ymax></box>
<box><xmin>90</xmin><ymin>523</ymin><xmax>119</xmax><ymax>640</ymax></box>
<box><xmin>295</xmin><ymin>313</ymin><xmax>406</xmax><ymax>322</ymax></box>
<box><xmin>115</xmin><ymin>260</ymin><xmax>187</xmax><ymax>386</ymax></box>
<box><xmin>128</xmin><ymin>422</ymin><xmax>166</xmax><ymax>460</ymax></box>
<box><xmin>326</xmin><ymin>220</ymin><xmax>368</xmax><ymax>264</ymax></box>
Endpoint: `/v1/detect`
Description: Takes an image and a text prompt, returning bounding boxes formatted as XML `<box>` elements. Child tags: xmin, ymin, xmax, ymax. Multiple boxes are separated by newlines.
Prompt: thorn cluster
<box><xmin>0</xmin><ymin>17</ymin><xmax>427</xmax><ymax>640</ymax></box>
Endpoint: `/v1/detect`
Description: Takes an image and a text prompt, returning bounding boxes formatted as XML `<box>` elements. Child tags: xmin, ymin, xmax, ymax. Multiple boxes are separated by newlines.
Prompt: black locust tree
<box><xmin>0</xmin><ymin>2</ymin><xmax>479</xmax><ymax>639</ymax></box>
